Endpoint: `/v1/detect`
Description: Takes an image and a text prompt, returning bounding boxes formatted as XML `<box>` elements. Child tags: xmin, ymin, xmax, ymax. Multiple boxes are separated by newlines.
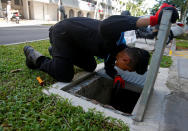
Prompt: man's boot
<box><xmin>23</xmin><ymin>46</ymin><xmax>44</xmax><ymax>69</ymax></box>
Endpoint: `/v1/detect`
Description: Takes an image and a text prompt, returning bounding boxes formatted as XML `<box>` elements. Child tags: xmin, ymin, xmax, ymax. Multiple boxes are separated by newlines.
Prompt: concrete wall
<box><xmin>32</xmin><ymin>1</ymin><xmax>43</xmax><ymax>20</ymax></box>
<box><xmin>64</xmin><ymin>6</ymin><xmax>94</xmax><ymax>18</ymax></box>
<box><xmin>1</xmin><ymin>0</ymin><xmax>124</xmax><ymax>20</ymax></box>
<box><xmin>1</xmin><ymin>0</ymin><xmax>58</xmax><ymax>20</ymax></box>
<box><xmin>22</xmin><ymin>0</ymin><xmax>29</xmax><ymax>19</ymax></box>
<box><xmin>31</xmin><ymin>1</ymin><xmax>58</xmax><ymax>20</ymax></box>
<box><xmin>47</xmin><ymin>3</ymin><xmax>58</xmax><ymax>20</ymax></box>
<box><xmin>11</xmin><ymin>0</ymin><xmax>23</xmax><ymax>13</ymax></box>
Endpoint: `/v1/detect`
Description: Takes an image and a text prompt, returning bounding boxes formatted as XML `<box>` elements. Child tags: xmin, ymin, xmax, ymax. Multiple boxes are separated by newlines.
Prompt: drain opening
<box><xmin>110</xmin><ymin>88</ymin><xmax>140</xmax><ymax>114</ymax></box>
<box><xmin>65</xmin><ymin>76</ymin><xmax>141</xmax><ymax>114</ymax></box>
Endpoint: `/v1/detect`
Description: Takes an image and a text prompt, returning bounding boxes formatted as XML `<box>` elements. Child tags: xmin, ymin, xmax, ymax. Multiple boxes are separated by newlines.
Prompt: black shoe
<box><xmin>23</xmin><ymin>46</ymin><xmax>44</xmax><ymax>69</ymax></box>
<box><xmin>48</xmin><ymin>46</ymin><xmax>52</xmax><ymax>56</ymax></box>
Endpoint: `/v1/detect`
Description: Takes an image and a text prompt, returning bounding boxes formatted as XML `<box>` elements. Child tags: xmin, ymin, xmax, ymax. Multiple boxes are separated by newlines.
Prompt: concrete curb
<box><xmin>0</xmin><ymin>20</ymin><xmax>57</xmax><ymax>28</ymax></box>
<box><xmin>5</xmin><ymin>38</ymin><xmax>49</xmax><ymax>46</ymax></box>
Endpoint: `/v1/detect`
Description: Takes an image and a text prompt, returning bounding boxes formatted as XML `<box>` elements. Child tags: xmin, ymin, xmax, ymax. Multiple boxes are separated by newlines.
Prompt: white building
<box><xmin>0</xmin><ymin>0</ymin><xmax>127</xmax><ymax>20</ymax></box>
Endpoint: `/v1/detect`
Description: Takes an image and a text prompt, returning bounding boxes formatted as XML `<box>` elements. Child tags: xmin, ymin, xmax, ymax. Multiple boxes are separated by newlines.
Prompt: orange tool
<box><xmin>36</xmin><ymin>76</ymin><xmax>44</xmax><ymax>86</ymax></box>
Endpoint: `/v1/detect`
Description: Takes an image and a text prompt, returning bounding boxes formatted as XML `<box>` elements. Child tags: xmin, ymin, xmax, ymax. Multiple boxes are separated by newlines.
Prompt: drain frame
<box><xmin>62</xmin><ymin>74</ymin><xmax>142</xmax><ymax>115</ymax></box>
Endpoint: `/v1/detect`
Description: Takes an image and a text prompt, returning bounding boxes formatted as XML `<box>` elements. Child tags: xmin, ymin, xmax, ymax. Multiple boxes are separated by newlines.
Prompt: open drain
<box><xmin>111</xmin><ymin>88</ymin><xmax>140</xmax><ymax>114</ymax></box>
<box><xmin>63</xmin><ymin>75</ymin><xmax>141</xmax><ymax>114</ymax></box>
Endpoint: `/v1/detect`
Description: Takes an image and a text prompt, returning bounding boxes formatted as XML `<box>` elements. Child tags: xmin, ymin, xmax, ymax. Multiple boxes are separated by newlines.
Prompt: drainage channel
<box><xmin>63</xmin><ymin>74</ymin><xmax>141</xmax><ymax>115</ymax></box>
<box><xmin>43</xmin><ymin>64</ymin><xmax>147</xmax><ymax>124</ymax></box>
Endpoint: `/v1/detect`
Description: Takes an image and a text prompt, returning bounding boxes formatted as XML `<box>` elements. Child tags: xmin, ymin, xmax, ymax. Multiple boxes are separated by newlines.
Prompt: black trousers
<box><xmin>39</xmin><ymin>28</ymin><xmax>97</xmax><ymax>82</ymax></box>
<box><xmin>40</xmin><ymin>56</ymin><xmax>96</xmax><ymax>82</ymax></box>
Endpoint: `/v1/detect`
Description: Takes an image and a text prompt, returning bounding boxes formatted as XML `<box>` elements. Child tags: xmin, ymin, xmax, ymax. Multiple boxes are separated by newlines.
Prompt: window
<box><xmin>69</xmin><ymin>9</ymin><xmax>74</xmax><ymax>18</ymax></box>
<box><xmin>100</xmin><ymin>14</ymin><xmax>104</xmax><ymax>20</ymax></box>
<box><xmin>2</xmin><ymin>0</ymin><xmax>7</xmax><ymax>3</ymax></box>
<box><xmin>87</xmin><ymin>12</ymin><xmax>91</xmax><ymax>18</ymax></box>
<box><xmin>14</xmin><ymin>0</ymin><xmax>20</xmax><ymax>5</ymax></box>
<box><xmin>77</xmin><ymin>11</ymin><xmax>83</xmax><ymax>17</ymax></box>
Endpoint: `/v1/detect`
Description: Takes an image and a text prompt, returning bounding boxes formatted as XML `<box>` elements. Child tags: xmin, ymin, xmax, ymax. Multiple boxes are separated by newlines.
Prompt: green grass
<box><xmin>149</xmin><ymin>54</ymin><xmax>173</xmax><ymax>68</ymax></box>
<box><xmin>0</xmin><ymin>40</ymin><xmax>129</xmax><ymax>130</ymax></box>
<box><xmin>176</xmin><ymin>33</ymin><xmax>188</xmax><ymax>40</ymax></box>
<box><xmin>42</xmin><ymin>24</ymin><xmax>55</xmax><ymax>26</ymax></box>
<box><xmin>160</xmin><ymin>55</ymin><xmax>173</xmax><ymax>68</ymax></box>
<box><xmin>176</xmin><ymin>39</ymin><xmax>188</xmax><ymax>48</ymax></box>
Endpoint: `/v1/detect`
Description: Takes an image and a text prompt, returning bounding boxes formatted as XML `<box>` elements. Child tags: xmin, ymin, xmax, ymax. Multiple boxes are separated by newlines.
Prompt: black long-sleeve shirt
<box><xmin>52</xmin><ymin>15</ymin><xmax>139</xmax><ymax>78</ymax></box>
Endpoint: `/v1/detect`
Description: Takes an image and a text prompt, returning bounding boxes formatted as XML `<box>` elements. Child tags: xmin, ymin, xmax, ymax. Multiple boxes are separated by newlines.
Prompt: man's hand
<box><xmin>150</xmin><ymin>3</ymin><xmax>179</xmax><ymax>26</ymax></box>
<box><xmin>113</xmin><ymin>75</ymin><xmax>125</xmax><ymax>89</ymax></box>
<box><xmin>111</xmin><ymin>75</ymin><xmax>125</xmax><ymax>104</ymax></box>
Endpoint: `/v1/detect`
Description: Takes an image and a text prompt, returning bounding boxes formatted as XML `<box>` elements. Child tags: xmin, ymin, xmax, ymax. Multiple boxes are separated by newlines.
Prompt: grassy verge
<box><xmin>0</xmin><ymin>40</ymin><xmax>129</xmax><ymax>130</ymax></box>
<box><xmin>176</xmin><ymin>39</ymin><xmax>188</xmax><ymax>49</ymax></box>
<box><xmin>160</xmin><ymin>55</ymin><xmax>173</xmax><ymax>68</ymax></box>
<box><xmin>149</xmin><ymin>54</ymin><xmax>173</xmax><ymax>68</ymax></box>
<box><xmin>42</xmin><ymin>24</ymin><xmax>55</xmax><ymax>26</ymax></box>
<box><xmin>176</xmin><ymin>33</ymin><xmax>188</xmax><ymax>40</ymax></box>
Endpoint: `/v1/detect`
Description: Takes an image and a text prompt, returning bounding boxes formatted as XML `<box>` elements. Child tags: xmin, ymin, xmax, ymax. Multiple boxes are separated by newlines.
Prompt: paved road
<box><xmin>0</xmin><ymin>25</ymin><xmax>51</xmax><ymax>45</ymax></box>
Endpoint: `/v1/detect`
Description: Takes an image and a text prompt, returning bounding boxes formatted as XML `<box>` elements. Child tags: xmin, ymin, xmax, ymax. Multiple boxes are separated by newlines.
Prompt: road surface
<box><xmin>0</xmin><ymin>25</ymin><xmax>51</xmax><ymax>45</ymax></box>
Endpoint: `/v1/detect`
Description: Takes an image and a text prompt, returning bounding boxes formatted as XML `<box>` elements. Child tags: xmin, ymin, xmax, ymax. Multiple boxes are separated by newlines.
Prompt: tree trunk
<box><xmin>180</xmin><ymin>7</ymin><xmax>184</xmax><ymax>22</ymax></box>
<box><xmin>182</xmin><ymin>0</ymin><xmax>188</xmax><ymax>23</ymax></box>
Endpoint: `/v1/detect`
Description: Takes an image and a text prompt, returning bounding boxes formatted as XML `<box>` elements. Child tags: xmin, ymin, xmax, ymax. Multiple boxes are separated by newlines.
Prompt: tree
<box><xmin>151</xmin><ymin>0</ymin><xmax>188</xmax><ymax>22</ymax></box>
<box><xmin>150</xmin><ymin>2</ymin><xmax>161</xmax><ymax>15</ymax></box>
<box><xmin>125</xmin><ymin>0</ymin><xmax>146</xmax><ymax>16</ymax></box>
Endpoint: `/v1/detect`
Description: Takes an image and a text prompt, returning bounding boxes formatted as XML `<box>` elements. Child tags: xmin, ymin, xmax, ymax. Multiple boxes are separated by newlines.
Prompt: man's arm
<box><xmin>136</xmin><ymin>17</ymin><xmax>150</xmax><ymax>27</ymax></box>
<box><xmin>100</xmin><ymin>3</ymin><xmax>178</xmax><ymax>40</ymax></box>
<box><xmin>100</xmin><ymin>15</ymin><xmax>139</xmax><ymax>40</ymax></box>
<box><xmin>100</xmin><ymin>16</ymin><xmax>151</xmax><ymax>41</ymax></box>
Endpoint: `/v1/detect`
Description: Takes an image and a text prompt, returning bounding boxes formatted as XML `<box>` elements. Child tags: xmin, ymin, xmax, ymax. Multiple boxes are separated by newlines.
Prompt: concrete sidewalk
<box><xmin>131</xmin><ymin>51</ymin><xmax>188</xmax><ymax>131</ymax></box>
<box><xmin>0</xmin><ymin>18</ymin><xmax>57</xmax><ymax>27</ymax></box>
<box><xmin>130</xmin><ymin>40</ymin><xmax>188</xmax><ymax>131</ymax></box>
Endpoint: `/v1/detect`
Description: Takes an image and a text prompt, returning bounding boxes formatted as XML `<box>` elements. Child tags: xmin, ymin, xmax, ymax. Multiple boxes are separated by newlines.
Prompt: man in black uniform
<box><xmin>23</xmin><ymin>3</ymin><xmax>178</xmax><ymax>88</ymax></box>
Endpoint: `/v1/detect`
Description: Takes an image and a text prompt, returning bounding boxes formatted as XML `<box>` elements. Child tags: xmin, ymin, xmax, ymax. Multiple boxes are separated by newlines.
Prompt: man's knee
<box><xmin>53</xmin><ymin>61</ymin><xmax>74</xmax><ymax>82</ymax></box>
<box><xmin>75</xmin><ymin>58</ymin><xmax>97</xmax><ymax>72</ymax></box>
<box><xmin>55</xmin><ymin>71</ymin><xmax>74</xmax><ymax>82</ymax></box>
<box><xmin>40</xmin><ymin>57</ymin><xmax>74</xmax><ymax>82</ymax></box>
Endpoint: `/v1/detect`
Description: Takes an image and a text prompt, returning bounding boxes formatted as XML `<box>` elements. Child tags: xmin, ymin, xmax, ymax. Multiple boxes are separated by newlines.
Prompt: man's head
<box><xmin>116</xmin><ymin>47</ymin><xmax>150</xmax><ymax>75</ymax></box>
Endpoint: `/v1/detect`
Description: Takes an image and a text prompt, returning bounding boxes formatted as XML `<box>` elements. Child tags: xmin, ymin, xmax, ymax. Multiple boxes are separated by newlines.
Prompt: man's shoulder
<box><xmin>66</xmin><ymin>17</ymin><xmax>101</xmax><ymax>28</ymax></box>
<box><xmin>67</xmin><ymin>17</ymin><xmax>100</xmax><ymax>22</ymax></box>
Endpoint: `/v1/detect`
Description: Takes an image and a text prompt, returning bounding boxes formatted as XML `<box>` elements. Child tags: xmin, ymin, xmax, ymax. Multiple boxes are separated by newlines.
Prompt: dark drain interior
<box><xmin>69</xmin><ymin>76</ymin><xmax>141</xmax><ymax>114</ymax></box>
<box><xmin>111</xmin><ymin>88</ymin><xmax>140</xmax><ymax>114</ymax></box>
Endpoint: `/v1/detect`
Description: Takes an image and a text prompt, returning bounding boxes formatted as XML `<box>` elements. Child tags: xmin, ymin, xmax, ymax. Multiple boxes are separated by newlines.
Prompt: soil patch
<box><xmin>176</xmin><ymin>46</ymin><xmax>188</xmax><ymax>50</ymax></box>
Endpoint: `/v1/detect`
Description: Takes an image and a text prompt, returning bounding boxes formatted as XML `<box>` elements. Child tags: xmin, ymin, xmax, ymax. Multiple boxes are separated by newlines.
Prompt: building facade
<box><xmin>0</xmin><ymin>0</ymin><xmax>127</xmax><ymax>20</ymax></box>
